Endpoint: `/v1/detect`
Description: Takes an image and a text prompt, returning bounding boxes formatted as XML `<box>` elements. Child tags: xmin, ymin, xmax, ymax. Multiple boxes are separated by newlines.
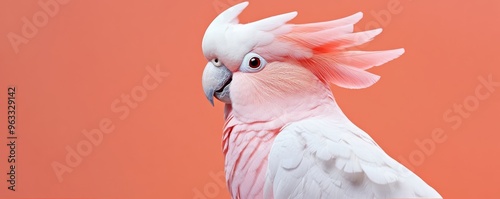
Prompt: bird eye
<box><xmin>211</xmin><ymin>58</ymin><xmax>222</xmax><ymax>67</ymax></box>
<box><xmin>249</xmin><ymin>57</ymin><xmax>261</xmax><ymax>68</ymax></box>
<box><xmin>239</xmin><ymin>52</ymin><xmax>267</xmax><ymax>73</ymax></box>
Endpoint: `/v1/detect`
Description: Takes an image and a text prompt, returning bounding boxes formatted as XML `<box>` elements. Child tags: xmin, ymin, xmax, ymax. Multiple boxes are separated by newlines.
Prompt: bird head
<box><xmin>201</xmin><ymin>2</ymin><xmax>404</xmax><ymax>121</ymax></box>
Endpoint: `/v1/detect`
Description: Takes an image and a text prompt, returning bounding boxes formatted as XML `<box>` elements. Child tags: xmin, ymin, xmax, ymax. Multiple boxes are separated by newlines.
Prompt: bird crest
<box><xmin>203</xmin><ymin>1</ymin><xmax>404</xmax><ymax>89</ymax></box>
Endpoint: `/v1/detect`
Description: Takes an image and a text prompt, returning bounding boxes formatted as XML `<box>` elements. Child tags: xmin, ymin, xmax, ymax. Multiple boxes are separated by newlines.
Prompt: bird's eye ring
<box><xmin>212</xmin><ymin>58</ymin><xmax>222</xmax><ymax>67</ymax></box>
<box><xmin>239</xmin><ymin>52</ymin><xmax>267</xmax><ymax>73</ymax></box>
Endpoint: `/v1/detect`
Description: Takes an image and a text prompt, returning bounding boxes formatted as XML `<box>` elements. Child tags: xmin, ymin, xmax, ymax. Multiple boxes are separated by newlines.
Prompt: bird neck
<box><xmin>226</xmin><ymin>81</ymin><xmax>342</xmax><ymax>130</ymax></box>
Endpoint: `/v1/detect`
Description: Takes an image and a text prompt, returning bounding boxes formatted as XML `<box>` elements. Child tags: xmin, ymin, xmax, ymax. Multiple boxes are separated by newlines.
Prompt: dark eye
<box><xmin>249</xmin><ymin>57</ymin><xmax>261</xmax><ymax>68</ymax></box>
<box><xmin>239</xmin><ymin>52</ymin><xmax>267</xmax><ymax>73</ymax></box>
<box><xmin>211</xmin><ymin>58</ymin><xmax>222</xmax><ymax>67</ymax></box>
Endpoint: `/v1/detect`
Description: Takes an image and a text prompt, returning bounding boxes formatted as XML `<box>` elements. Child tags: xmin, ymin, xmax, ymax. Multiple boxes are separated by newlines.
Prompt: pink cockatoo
<box><xmin>201</xmin><ymin>2</ymin><xmax>441</xmax><ymax>199</ymax></box>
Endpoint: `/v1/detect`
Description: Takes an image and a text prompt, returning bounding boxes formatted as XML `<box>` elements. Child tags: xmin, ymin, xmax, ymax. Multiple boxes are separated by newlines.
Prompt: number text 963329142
<box><xmin>7</xmin><ymin>87</ymin><xmax>17</xmax><ymax>191</ymax></box>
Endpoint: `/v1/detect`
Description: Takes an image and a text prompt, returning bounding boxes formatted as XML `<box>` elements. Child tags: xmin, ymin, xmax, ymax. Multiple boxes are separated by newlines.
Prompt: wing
<box><xmin>264</xmin><ymin>115</ymin><xmax>442</xmax><ymax>199</ymax></box>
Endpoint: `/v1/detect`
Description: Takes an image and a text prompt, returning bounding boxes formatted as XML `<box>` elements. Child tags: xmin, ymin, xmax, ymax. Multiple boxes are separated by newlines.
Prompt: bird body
<box><xmin>201</xmin><ymin>2</ymin><xmax>442</xmax><ymax>198</ymax></box>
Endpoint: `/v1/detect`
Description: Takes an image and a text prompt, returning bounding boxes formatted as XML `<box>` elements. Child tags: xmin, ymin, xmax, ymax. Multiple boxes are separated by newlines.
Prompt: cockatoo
<box><xmin>201</xmin><ymin>2</ymin><xmax>441</xmax><ymax>199</ymax></box>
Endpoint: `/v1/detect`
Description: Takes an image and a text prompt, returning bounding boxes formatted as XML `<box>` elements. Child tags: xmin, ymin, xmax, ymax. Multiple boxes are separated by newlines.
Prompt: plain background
<box><xmin>0</xmin><ymin>0</ymin><xmax>499</xmax><ymax>198</ymax></box>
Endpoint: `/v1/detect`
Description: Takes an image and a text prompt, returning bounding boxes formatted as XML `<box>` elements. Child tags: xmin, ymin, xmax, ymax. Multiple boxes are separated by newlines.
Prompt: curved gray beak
<box><xmin>202</xmin><ymin>62</ymin><xmax>232</xmax><ymax>106</ymax></box>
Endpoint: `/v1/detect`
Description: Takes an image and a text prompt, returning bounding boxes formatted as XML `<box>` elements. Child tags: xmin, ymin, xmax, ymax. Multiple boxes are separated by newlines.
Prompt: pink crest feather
<box><xmin>253</xmin><ymin>12</ymin><xmax>405</xmax><ymax>89</ymax></box>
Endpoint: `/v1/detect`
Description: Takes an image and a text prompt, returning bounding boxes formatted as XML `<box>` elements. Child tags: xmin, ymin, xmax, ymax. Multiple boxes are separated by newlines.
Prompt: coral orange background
<box><xmin>0</xmin><ymin>0</ymin><xmax>499</xmax><ymax>198</ymax></box>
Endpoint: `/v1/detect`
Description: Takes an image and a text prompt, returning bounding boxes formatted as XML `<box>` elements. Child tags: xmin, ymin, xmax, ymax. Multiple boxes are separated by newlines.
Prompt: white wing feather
<box><xmin>264</xmin><ymin>115</ymin><xmax>442</xmax><ymax>199</ymax></box>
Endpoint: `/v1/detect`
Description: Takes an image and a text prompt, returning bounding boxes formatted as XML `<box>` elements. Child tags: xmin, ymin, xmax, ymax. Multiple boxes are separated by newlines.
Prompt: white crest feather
<box><xmin>212</xmin><ymin>1</ymin><xmax>249</xmax><ymax>24</ymax></box>
<box><xmin>202</xmin><ymin>2</ymin><xmax>297</xmax><ymax>70</ymax></box>
<box><xmin>247</xmin><ymin>12</ymin><xmax>298</xmax><ymax>31</ymax></box>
